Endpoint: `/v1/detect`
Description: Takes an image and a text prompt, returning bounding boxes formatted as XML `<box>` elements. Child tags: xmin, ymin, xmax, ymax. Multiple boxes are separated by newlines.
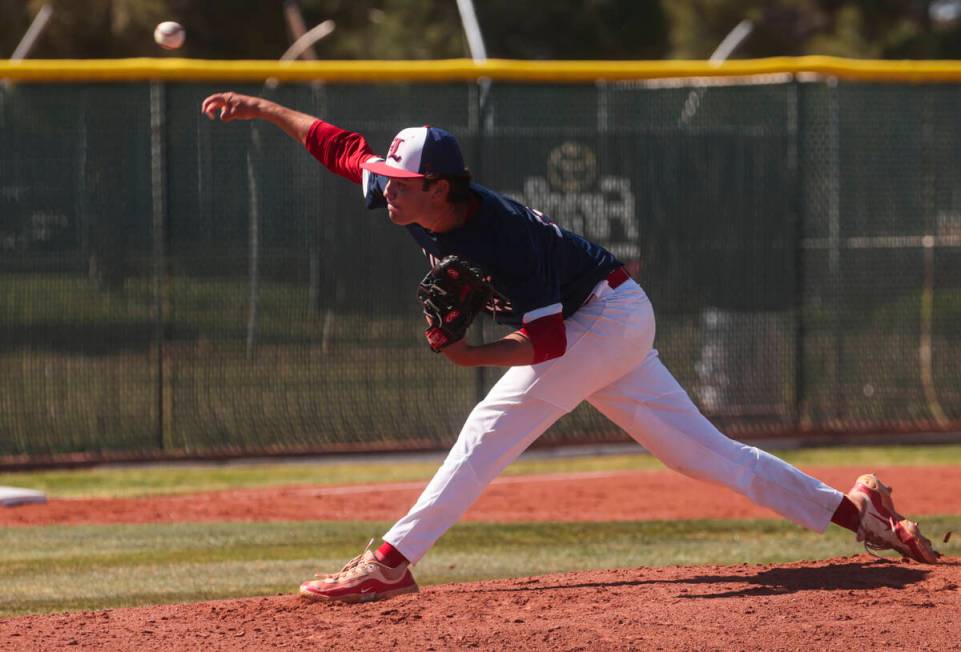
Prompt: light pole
<box><xmin>679</xmin><ymin>19</ymin><xmax>754</xmax><ymax>124</ymax></box>
<box><xmin>10</xmin><ymin>4</ymin><xmax>53</xmax><ymax>60</ymax></box>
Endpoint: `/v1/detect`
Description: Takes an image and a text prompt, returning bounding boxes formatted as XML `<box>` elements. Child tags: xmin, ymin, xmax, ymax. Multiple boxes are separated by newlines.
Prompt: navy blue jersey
<box><xmin>363</xmin><ymin>171</ymin><xmax>622</xmax><ymax>328</ymax></box>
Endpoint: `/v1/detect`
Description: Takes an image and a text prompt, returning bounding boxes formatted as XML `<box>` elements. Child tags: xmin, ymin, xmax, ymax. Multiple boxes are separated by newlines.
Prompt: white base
<box><xmin>0</xmin><ymin>486</ymin><xmax>47</xmax><ymax>507</ymax></box>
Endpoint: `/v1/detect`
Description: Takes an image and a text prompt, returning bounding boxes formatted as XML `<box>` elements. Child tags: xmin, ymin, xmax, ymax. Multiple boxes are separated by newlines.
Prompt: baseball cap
<box><xmin>361</xmin><ymin>126</ymin><xmax>467</xmax><ymax>178</ymax></box>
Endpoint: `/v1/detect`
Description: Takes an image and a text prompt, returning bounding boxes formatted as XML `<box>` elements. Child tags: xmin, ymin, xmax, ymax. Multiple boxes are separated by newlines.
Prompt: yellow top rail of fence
<box><xmin>4</xmin><ymin>56</ymin><xmax>961</xmax><ymax>83</ymax></box>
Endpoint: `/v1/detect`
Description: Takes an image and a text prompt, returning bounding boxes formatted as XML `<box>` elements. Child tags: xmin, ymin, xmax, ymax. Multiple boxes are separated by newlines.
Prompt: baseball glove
<box><xmin>417</xmin><ymin>256</ymin><xmax>500</xmax><ymax>352</ymax></box>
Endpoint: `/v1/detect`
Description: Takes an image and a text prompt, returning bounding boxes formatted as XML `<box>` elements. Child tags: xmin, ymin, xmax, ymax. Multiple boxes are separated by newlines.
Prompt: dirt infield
<box><xmin>1</xmin><ymin>557</ymin><xmax>959</xmax><ymax>651</ymax></box>
<box><xmin>2</xmin><ymin>465</ymin><xmax>960</xmax><ymax>527</ymax></box>
<box><xmin>1</xmin><ymin>464</ymin><xmax>959</xmax><ymax>650</ymax></box>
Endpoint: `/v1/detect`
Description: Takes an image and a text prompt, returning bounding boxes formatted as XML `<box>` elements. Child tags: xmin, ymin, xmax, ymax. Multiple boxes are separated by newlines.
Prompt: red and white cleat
<box><xmin>300</xmin><ymin>548</ymin><xmax>418</xmax><ymax>603</ymax></box>
<box><xmin>848</xmin><ymin>473</ymin><xmax>940</xmax><ymax>564</ymax></box>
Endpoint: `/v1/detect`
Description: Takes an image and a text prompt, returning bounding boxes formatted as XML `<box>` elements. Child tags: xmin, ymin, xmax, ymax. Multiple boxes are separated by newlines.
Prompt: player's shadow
<box><xmin>670</xmin><ymin>560</ymin><xmax>931</xmax><ymax>599</ymax></box>
<box><xmin>471</xmin><ymin>560</ymin><xmax>931</xmax><ymax>598</ymax></box>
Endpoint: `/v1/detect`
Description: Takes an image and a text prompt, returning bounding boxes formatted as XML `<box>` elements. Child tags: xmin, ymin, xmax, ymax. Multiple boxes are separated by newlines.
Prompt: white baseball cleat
<box><xmin>848</xmin><ymin>473</ymin><xmax>940</xmax><ymax>564</ymax></box>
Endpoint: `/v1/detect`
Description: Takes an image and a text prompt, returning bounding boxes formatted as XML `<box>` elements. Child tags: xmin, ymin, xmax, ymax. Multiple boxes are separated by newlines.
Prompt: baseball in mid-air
<box><xmin>154</xmin><ymin>21</ymin><xmax>185</xmax><ymax>50</ymax></box>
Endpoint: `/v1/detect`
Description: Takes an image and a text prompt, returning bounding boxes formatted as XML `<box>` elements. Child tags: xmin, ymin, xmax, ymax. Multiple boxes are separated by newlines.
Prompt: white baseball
<box><xmin>154</xmin><ymin>21</ymin><xmax>186</xmax><ymax>50</ymax></box>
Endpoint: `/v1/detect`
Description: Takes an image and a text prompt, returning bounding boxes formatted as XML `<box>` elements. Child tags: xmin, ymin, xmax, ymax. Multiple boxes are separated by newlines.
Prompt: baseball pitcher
<box><xmin>201</xmin><ymin>92</ymin><xmax>939</xmax><ymax>603</ymax></box>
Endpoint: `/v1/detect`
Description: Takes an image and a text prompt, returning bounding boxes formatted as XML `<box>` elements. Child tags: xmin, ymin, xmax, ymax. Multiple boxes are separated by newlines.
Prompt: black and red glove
<box><xmin>416</xmin><ymin>256</ymin><xmax>500</xmax><ymax>352</ymax></box>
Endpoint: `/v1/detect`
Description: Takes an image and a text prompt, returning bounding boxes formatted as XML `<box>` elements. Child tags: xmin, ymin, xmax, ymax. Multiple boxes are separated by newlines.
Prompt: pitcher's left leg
<box><xmin>383</xmin><ymin>390</ymin><xmax>566</xmax><ymax>564</ymax></box>
<box><xmin>300</xmin><ymin>385</ymin><xmax>566</xmax><ymax>603</ymax></box>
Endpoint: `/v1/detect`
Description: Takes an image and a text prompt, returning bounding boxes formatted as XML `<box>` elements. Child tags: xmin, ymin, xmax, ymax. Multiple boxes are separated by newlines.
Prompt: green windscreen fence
<box><xmin>1</xmin><ymin>77</ymin><xmax>959</xmax><ymax>460</ymax></box>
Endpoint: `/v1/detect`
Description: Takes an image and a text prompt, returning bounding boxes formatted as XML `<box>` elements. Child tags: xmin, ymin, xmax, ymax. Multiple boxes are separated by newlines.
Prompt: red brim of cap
<box><xmin>361</xmin><ymin>160</ymin><xmax>424</xmax><ymax>178</ymax></box>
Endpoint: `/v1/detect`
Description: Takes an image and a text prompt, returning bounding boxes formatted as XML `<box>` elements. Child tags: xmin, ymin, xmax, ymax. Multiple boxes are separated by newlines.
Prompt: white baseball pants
<box><xmin>384</xmin><ymin>278</ymin><xmax>845</xmax><ymax>564</ymax></box>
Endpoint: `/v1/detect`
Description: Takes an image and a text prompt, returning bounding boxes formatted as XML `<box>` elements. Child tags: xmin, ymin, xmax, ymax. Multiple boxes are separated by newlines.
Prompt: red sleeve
<box><xmin>519</xmin><ymin>313</ymin><xmax>566</xmax><ymax>364</ymax></box>
<box><xmin>304</xmin><ymin>120</ymin><xmax>376</xmax><ymax>184</ymax></box>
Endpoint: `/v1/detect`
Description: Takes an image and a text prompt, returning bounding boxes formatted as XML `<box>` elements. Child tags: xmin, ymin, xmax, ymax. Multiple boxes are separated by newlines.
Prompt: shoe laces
<box><xmin>862</xmin><ymin>525</ymin><xmax>900</xmax><ymax>560</ymax></box>
<box><xmin>317</xmin><ymin>538</ymin><xmax>376</xmax><ymax>579</ymax></box>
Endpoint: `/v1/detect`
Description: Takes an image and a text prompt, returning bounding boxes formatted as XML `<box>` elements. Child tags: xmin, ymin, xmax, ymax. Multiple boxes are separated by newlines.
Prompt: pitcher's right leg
<box><xmin>588</xmin><ymin>350</ymin><xmax>844</xmax><ymax>532</ymax></box>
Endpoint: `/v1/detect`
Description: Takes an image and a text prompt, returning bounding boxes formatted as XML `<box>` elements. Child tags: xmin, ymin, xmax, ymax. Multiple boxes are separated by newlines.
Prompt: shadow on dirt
<box><xmin>469</xmin><ymin>560</ymin><xmax>932</xmax><ymax>598</ymax></box>
<box><xmin>673</xmin><ymin>560</ymin><xmax>931</xmax><ymax>598</ymax></box>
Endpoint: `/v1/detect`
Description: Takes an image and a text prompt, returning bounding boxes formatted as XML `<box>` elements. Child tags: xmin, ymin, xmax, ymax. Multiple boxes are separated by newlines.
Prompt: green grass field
<box><xmin>5</xmin><ymin>518</ymin><xmax>959</xmax><ymax>619</ymax></box>
<box><xmin>3</xmin><ymin>443</ymin><xmax>961</xmax><ymax>498</ymax></box>
<box><xmin>0</xmin><ymin>444</ymin><xmax>959</xmax><ymax>618</ymax></box>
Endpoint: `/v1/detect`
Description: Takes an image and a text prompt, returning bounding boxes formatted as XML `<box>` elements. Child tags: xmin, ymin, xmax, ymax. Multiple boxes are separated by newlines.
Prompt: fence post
<box><xmin>149</xmin><ymin>81</ymin><xmax>170</xmax><ymax>451</ymax></box>
<box><xmin>246</xmin><ymin>126</ymin><xmax>261</xmax><ymax>360</ymax></box>
<box><xmin>789</xmin><ymin>78</ymin><xmax>806</xmax><ymax>431</ymax></box>
<box><xmin>826</xmin><ymin>77</ymin><xmax>843</xmax><ymax>423</ymax></box>
<box><xmin>471</xmin><ymin>81</ymin><xmax>492</xmax><ymax>405</ymax></box>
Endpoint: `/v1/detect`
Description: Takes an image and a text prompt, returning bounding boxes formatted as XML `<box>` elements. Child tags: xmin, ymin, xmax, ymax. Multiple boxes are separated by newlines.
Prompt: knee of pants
<box><xmin>654</xmin><ymin>438</ymin><xmax>761</xmax><ymax>490</ymax></box>
<box><xmin>451</xmin><ymin>404</ymin><xmax>502</xmax><ymax>457</ymax></box>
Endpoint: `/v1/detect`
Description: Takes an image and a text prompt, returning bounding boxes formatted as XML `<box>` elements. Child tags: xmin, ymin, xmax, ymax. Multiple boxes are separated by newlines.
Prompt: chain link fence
<box><xmin>1</xmin><ymin>74</ymin><xmax>959</xmax><ymax>461</ymax></box>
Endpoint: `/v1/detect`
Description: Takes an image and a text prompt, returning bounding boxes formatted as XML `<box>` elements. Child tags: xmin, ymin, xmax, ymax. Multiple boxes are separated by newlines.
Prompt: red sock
<box><xmin>374</xmin><ymin>541</ymin><xmax>408</xmax><ymax>568</ymax></box>
<box><xmin>831</xmin><ymin>495</ymin><xmax>861</xmax><ymax>533</ymax></box>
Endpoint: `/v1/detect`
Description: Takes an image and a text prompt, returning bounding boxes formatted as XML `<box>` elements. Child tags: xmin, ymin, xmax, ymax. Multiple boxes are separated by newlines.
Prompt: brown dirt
<box><xmin>2</xmin><ymin>464</ymin><xmax>959</xmax><ymax>650</ymax></box>
<box><xmin>1</xmin><ymin>557</ymin><xmax>960</xmax><ymax>651</ymax></box>
<box><xmin>1</xmin><ymin>465</ymin><xmax>958</xmax><ymax>527</ymax></box>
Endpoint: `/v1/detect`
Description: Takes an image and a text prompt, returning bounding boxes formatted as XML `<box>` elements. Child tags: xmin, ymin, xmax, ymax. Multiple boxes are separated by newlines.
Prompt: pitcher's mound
<box><xmin>1</xmin><ymin>555</ymin><xmax>958</xmax><ymax>651</ymax></box>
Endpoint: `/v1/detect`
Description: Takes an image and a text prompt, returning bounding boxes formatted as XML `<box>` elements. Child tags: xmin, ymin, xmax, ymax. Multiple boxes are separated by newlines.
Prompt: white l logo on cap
<box><xmin>369</xmin><ymin>127</ymin><xmax>429</xmax><ymax>178</ymax></box>
<box><xmin>362</xmin><ymin>126</ymin><xmax>466</xmax><ymax>179</ymax></box>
